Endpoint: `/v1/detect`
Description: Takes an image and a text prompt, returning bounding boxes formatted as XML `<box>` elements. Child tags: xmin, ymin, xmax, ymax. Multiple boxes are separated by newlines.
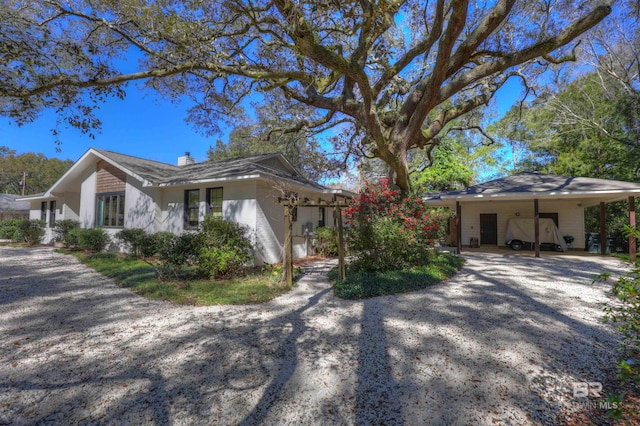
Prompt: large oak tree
<box><xmin>0</xmin><ymin>0</ymin><xmax>614</xmax><ymax>192</ymax></box>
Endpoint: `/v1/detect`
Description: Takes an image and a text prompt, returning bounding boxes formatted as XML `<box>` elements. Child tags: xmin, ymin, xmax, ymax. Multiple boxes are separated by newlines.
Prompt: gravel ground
<box><xmin>0</xmin><ymin>246</ymin><xmax>629</xmax><ymax>425</ymax></box>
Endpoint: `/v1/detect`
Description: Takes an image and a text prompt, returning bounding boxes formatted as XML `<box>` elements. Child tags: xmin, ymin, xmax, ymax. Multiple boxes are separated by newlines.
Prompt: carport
<box><xmin>426</xmin><ymin>172</ymin><xmax>640</xmax><ymax>260</ymax></box>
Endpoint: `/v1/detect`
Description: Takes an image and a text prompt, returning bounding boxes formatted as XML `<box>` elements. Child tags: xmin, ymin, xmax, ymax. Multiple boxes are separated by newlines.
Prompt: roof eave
<box><xmin>440</xmin><ymin>189</ymin><xmax>640</xmax><ymax>201</ymax></box>
<box><xmin>158</xmin><ymin>172</ymin><xmax>339</xmax><ymax>195</ymax></box>
<box><xmin>158</xmin><ymin>174</ymin><xmax>262</xmax><ymax>187</ymax></box>
<box><xmin>17</xmin><ymin>194</ymin><xmax>55</xmax><ymax>202</ymax></box>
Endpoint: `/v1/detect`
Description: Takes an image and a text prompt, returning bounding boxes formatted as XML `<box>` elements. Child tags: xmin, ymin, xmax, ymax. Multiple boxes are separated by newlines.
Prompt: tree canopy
<box><xmin>0</xmin><ymin>0</ymin><xmax>614</xmax><ymax>192</ymax></box>
<box><xmin>491</xmin><ymin>4</ymin><xmax>639</xmax><ymax>181</ymax></box>
<box><xmin>206</xmin><ymin>97</ymin><xmax>342</xmax><ymax>182</ymax></box>
<box><xmin>0</xmin><ymin>147</ymin><xmax>73</xmax><ymax>195</ymax></box>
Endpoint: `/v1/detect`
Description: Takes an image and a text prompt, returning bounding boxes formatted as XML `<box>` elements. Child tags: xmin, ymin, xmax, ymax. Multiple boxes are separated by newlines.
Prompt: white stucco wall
<box><xmin>159</xmin><ymin>182</ymin><xmax>258</xmax><ymax>236</ymax></box>
<box><xmin>63</xmin><ymin>192</ymin><xmax>81</xmax><ymax>222</ymax></box>
<box><xmin>79</xmin><ymin>171</ymin><xmax>97</xmax><ymax>228</ymax></box>
<box><xmin>28</xmin><ymin>202</ymin><xmax>40</xmax><ymax>221</ymax></box>
<box><xmin>255</xmin><ymin>182</ymin><xmax>340</xmax><ymax>264</ymax></box>
<box><xmin>256</xmin><ymin>182</ymin><xmax>285</xmax><ymax>264</ymax></box>
<box><xmin>159</xmin><ymin>187</ymin><xmax>185</xmax><ymax>234</ymax></box>
<box><xmin>221</xmin><ymin>181</ymin><xmax>258</xmax><ymax>237</ymax></box>
<box><xmin>459</xmin><ymin>200</ymin><xmax>586</xmax><ymax>249</ymax></box>
<box><xmin>124</xmin><ymin>177</ymin><xmax>156</xmax><ymax>233</ymax></box>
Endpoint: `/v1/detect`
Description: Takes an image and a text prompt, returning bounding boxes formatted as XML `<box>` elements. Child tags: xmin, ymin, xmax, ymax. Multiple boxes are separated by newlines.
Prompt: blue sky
<box><xmin>1</xmin><ymin>78</ymin><xmax>524</xmax><ymax>166</ymax></box>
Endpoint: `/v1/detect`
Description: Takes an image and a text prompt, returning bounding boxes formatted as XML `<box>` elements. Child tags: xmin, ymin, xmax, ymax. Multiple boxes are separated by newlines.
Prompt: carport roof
<box><xmin>425</xmin><ymin>172</ymin><xmax>640</xmax><ymax>206</ymax></box>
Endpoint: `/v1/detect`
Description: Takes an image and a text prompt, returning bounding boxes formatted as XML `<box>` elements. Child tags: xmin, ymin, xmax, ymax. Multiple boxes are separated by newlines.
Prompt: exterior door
<box><xmin>540</xmin><ymin>212</ymin><xmax>559</xmax><ymax>227</ymax></box>
<box><xmin>480</xmin><ymin>214</ymin><xmax>498</xmax><ymax>245</ymax></box>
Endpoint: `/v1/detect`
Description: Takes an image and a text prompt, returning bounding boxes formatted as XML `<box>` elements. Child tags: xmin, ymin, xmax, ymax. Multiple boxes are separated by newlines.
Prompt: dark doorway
<box><xmin>480</xmin><ymin>214</ymin><xmax>498</xmax><ymax>245</ymax></box>
<box><xmin>540</xmin><ymin>212</ymin><xmax>559</xmax><ymax>227</ymax></box>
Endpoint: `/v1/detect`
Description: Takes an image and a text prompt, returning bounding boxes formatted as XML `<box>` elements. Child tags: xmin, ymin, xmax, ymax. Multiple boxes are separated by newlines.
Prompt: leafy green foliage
<box><xmin>332</xmin><ymin>253</ymin><xmax>464</xmax><ymax>299</ymax></box>
<box><xmin>0</xmin><ymin>147</ymin><xmax>72</xmax><ymax>195</ymax></box>
<box><xmin>602</xmin><ymin>226</ymin><xmax>640</xmax><ymax>387</ymax></box>
<box><xmin>116</xmin><ymin>220</ymin><xmax>254</xmax><ymax>280</ymax></box>
<box><xmin>115</xmin><ymin>228</ymin><xmax>158</xmax><ymax>258</ymax></box>
<box><xmin>154</xmin><ymin>232</ymin><xmax>204</xmax><ymax>279</ymax></box>
<box><xmin>313</xmin><ymin>227</ymin><xmax>338</xmax><ymax>257</ymax></box>
<box><xmin>0</xmin><ymin>1</ymin><xmax>613</xmax><ymax>193</ymax></box>
<box><xmin>66</xmin><ymin>250</ymin><xmax>291</xmax><ymax>305</ymax></box>
<box><xmin>73</xmin><ymin>228</ymin><xmax>110</xmax><ymax>252</ymax></box>
<box><xmin>52</xmin><ymin>219</ymin><xmax>80</xmax><ymax>247</ymax></box>
<box><xmin>492</xmin><ymin>71</ymin><xmax>640</xmax><ymax>180</ymax></box>
<box><xmin>410</xmin><ymin>131</ymin><xmax>497</xmax><ymax>191</ymax></box>
<box><xmin>0</xmin><ymin>218</ymin><xmax>23</xmax><ymax>239</ymax></box>
<box><xmin>13</xmin><ymin>220</ymin><xmax>44</xmax><ymax>245</ymax></box>
<box><xmin>207</xmin><ymin>98</ymin><xmax>343</xmax><ymax>182</ymax></box>
<box><xmin>344</xmin><ymin>178</ymin><xmax>444</xmax><ymax>272</ymax></box>
<box><xmin>198</xmin><ymin>216</ymin><xmax>253</xmax><ymax>278</ymax></box>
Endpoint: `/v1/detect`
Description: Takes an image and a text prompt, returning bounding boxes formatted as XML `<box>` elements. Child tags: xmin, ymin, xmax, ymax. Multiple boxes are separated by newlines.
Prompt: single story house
<box><xmin>426</xmin><ymin>172</ymin><xmax>639</xmax><ymax>258</ymax></box>
<box><xmin>19</xmin><ymin>148</ymin><xmax>351</xmax><ymax>264</ymax></box>
<box><xmin>0</xmin><ymin>194</ymin><xmax>30</xmax><ymax>221</ymax></box>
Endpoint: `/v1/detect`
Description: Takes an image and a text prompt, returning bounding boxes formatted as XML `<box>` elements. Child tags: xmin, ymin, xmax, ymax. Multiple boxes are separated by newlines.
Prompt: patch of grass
<box><xmin>0</xmin><ymin>242</ymin><xmax>29</xmax><ymax>248</ymax></box>
<box><xmin>331</xmin><ymin>252</ymin><xmax>465</xmax><ymax>299</ymax></box>
<box><xmin>613</xmin><ymin>252</ymin><xmax>640</xmax><ymax>266</ymax></box>
<box><xmin>65</xmin><ymin>250</ymin><xmax>293</xmax><ymax>305</ymax></box>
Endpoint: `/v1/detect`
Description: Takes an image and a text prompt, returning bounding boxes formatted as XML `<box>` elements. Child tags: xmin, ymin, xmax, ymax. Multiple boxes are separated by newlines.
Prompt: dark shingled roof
<box><xmin>0</xmin><ymin>194</ymin><xmax>30</xmax><ymax>212</ymax></box>
<box><xmin>442</xmin><ymin>172</ymin><xmax>640</xmax><ymax>197</ymax></box>
<box><xmin>94</xmin><ymin>149</ymin><xmax>180</xmax><ymax>182</ymax></box>
<box><xmin>95</xmin><ymin>150</ymin><xmax>323</xmax><ymax>188</ymax></box>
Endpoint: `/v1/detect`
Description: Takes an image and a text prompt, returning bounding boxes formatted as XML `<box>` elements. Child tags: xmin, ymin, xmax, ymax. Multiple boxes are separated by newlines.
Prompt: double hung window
<box><xmin>184</xmin><ymin>189</ymin><xmax>200</xmax><ymax>228</ymax></box>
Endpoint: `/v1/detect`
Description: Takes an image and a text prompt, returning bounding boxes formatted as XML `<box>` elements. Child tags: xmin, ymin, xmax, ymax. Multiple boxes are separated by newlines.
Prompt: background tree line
<box><xmin>0</xmin><ymin>147</ymin><xmax>72</xmax><ymax>195</ymax></box>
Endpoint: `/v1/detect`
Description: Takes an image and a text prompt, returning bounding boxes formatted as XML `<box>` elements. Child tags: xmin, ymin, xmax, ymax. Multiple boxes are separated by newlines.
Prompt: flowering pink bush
<box><xmin>344</xmin><ymin>178</ymin><xmax>443</xmax><ymax>271</ymax></box>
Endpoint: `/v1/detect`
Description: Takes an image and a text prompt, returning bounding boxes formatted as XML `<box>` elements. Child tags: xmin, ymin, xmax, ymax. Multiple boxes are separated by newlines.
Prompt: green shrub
<box><xmin>344</xmin><ymin>179</ymin><xmax>441</xmax><ymax>273</ymax></box>
<box><xmin>198</xmin><ymin>216</ymin><xmax>253</xmax><ymax>278</ymax></box>
<box><xmin>333</xmin><ymin>253</ymin><xmax>464</xmax><ymax>299</ymax></box>
<box><xmin>17</xmin><ymin>220</ymin><xmax>45</xmax><ymax>246</ymax></box>
<box><xmin>154</xmin><ymin>232</ymin><xmax>204</xmax><ymax>279</ymax></box>
<box><xmin>53</xmin><ymin>219</ymin><xmax>81</xmax><ymax>247</ymax></box>
<box><xmin>199</xmin><ymin>247</ymin><xmax>245</xmax><ymax>278</ymax></box>
<box><xmin>112</xmin><ymin>221</ymin><xmax>252</xmax><ymax>280</ymax></box>
<box><xmin>76</xmin><ymin>228</ymin><xmax>110</xmax><ymax>252</ymax></box>
<box><xmin>602</xmin><ymin>226</ymin><xmax>640</xmax><ymax>387</ymax></box>
<box><xmin>313</xmin><ymin>227</ymin><xmax>338</xmax><ymax>257</ymax></box>
<box><xmin>115</xmin><ymin>229</ymin><xmax>157</xmax><ymax>258</ymax></box>
<box><xmin>0</xmin><ymin>219</ymin><xmax>23</xmax><ymax>240</ymax></box>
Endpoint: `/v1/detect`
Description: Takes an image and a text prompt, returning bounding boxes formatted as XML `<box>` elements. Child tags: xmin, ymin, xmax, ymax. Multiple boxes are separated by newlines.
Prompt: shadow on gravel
<box><xmin>238</xmin><ymin>287</ymin><xmax>332</xmax><ymax>425</ymax></box>
<box><xmin>3</xmin><ymin>365</ymin><xmax>171</xmax><ymax>425</ymax></box>
<box><xmin>355</xmin><ymin>299</ymin><xmax>403</xmax><ymax>425</ymax></box>
<box><xmin>0</xmin><ymin>248</ymin><xmax>627</xmax><ymax>424</ymax></box>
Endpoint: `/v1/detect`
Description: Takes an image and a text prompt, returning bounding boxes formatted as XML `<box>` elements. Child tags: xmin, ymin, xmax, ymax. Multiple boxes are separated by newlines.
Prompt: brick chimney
<box><xmin>178</xmin><ymin>152</ymin><xmax>196</xmax><ymax>166</ymax></box>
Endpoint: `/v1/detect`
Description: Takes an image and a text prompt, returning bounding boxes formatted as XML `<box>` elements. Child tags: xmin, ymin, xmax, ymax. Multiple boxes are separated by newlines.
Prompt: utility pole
<box><xmin>21</xmin><ymin>171</ymin><xmax>26</xmax><ymax>196</ymax></box>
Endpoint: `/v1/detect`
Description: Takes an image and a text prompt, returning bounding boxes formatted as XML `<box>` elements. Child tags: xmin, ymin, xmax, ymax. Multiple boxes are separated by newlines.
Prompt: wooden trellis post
<box><xmin>284</xmin><ymin>204</ymin><xmax>293</xmax><ymax>287</ymax></box>
<box><xmin>278</xmin><ymin>196</ymin><xmax>350</xmax><ymax>284</ymax></box>
<box><xmin>336</xmin><ymin>206</ymin><xmax>346</xmax><ymax>280</ymax></box>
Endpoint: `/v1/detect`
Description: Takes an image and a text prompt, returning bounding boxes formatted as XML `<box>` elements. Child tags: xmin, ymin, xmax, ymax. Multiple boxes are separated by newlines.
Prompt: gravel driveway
<box><xmin>0</xmin><ymin>246</ymin><xmax>627</xmax><ymax>425</ymax></box>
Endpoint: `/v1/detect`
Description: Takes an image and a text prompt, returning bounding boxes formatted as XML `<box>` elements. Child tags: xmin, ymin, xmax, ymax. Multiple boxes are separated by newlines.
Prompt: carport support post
<box><xmin>600</xmin><ymin>202</ymin><xmax>607</xmax><ymax>256</ymax></box>
<box><xmin>456</xmin><ymin>201</ymin><xmax>462</xmax><ymax>254</ymax></box>
<box><xmin>534</xmin><ymin>198</ymin><xmax>540</xmax><ymax>258</ymax></box>
<box><xmin>630</xmin><ymin>196</ymin><xmax>636</xmax><ymax>262</ymax></box>
<box><xmin>335</xmin><ymin>206</ymin><xmax>346</xmax><ymax>280</ymax></box>
<box><xmin>284</xmin><ymin>205</ymin><xmax>293</xmax><ymax>287</ymax></box>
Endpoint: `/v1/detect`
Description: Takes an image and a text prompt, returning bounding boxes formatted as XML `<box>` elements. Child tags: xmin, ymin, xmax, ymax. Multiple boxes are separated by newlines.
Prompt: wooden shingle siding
<box><xmin>96</xmin><ymin>160</ymin><xmax>126</xmax><ymax>193</ymax></box>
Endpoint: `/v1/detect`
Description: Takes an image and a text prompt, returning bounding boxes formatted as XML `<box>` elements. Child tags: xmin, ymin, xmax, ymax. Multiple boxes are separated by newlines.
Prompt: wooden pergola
<box><xmin>277</xmin><ymin>196</ymin><xmax>351</xmax><ymax>286</ymax></box>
